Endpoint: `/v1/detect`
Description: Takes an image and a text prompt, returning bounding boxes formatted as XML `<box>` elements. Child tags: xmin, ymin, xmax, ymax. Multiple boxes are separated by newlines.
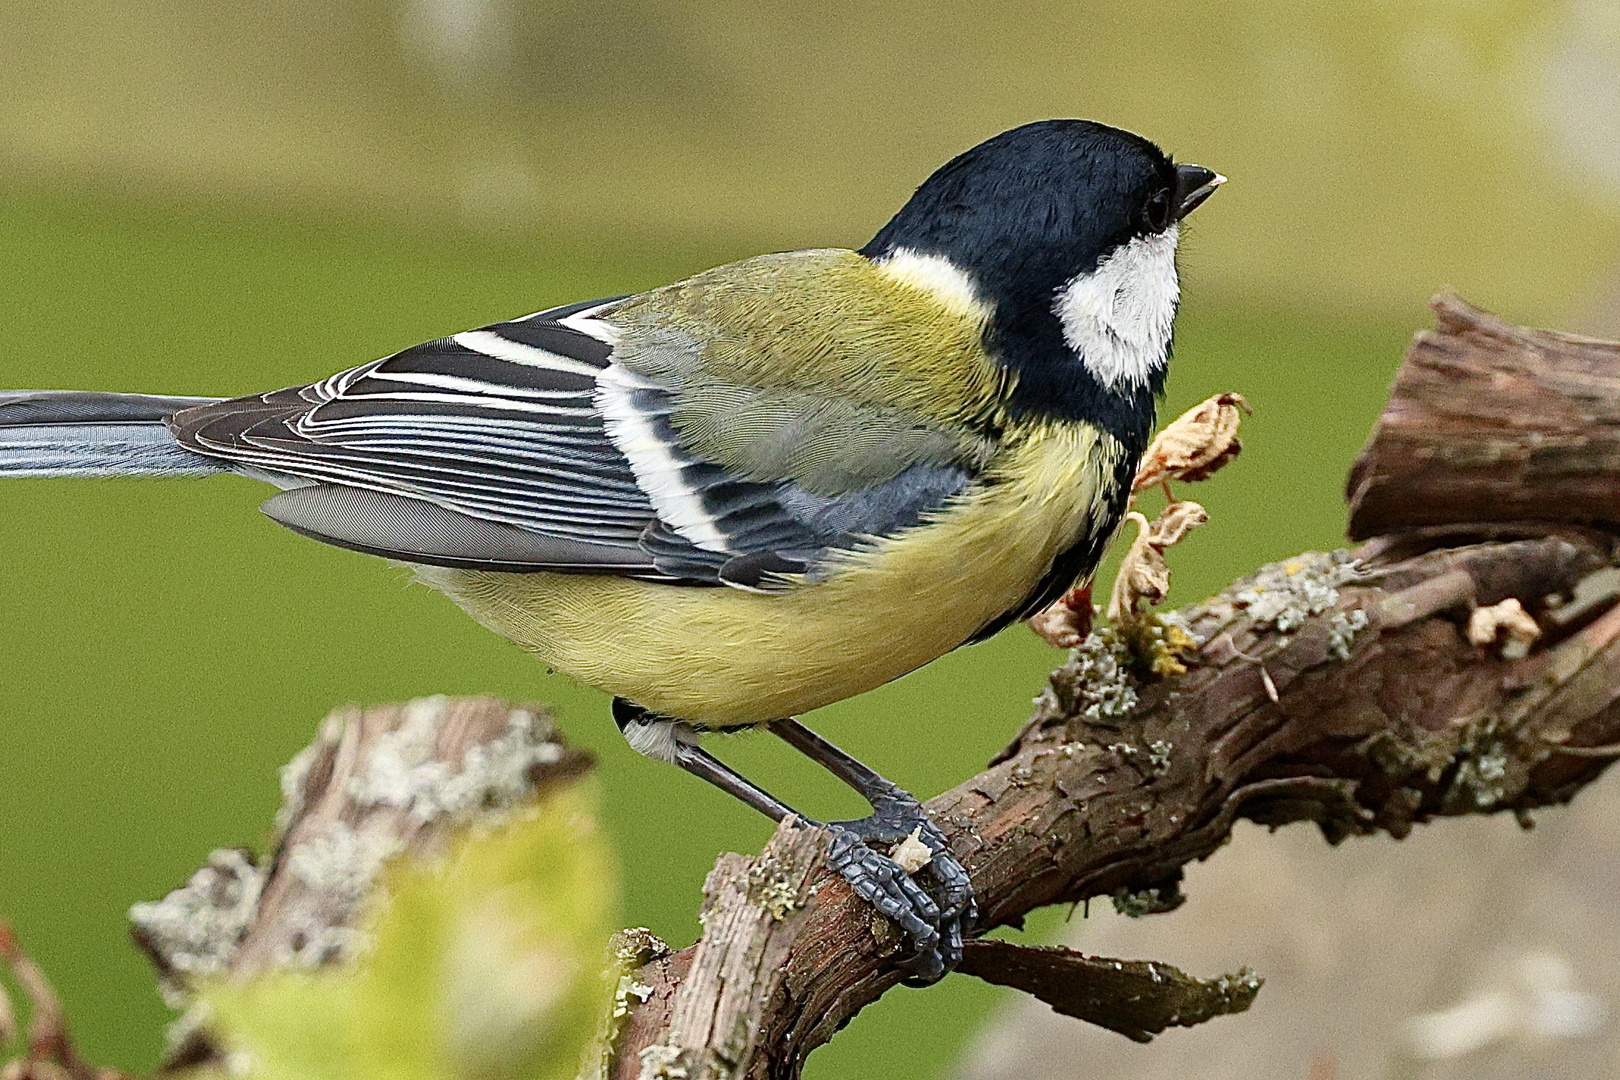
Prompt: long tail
<box><xmin>0</xmin><ymin>391</ymin><xmax>230</xmax><ymax>477</ymax></box>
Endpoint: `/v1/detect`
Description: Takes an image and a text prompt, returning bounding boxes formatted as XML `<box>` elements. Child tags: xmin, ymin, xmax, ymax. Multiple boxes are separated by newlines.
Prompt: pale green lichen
<box><xmin>1327</xmin><ymin>608</ymin><xmax>1370</xmax><ymax>660</ymax></box>
<box><xmin>287</xmin><ymin>822</ymin><xmax>402</xmax><ymax>904</ymax></box>
<box><xmin>129</xmin><ymin>848</ymin><xmax>264</xmax><ymax>979</ymax></box>
<box><xmin>1110</xmin><ymin>880</ymin><xmax>1184</xmax><ymax>918</ymax></box>
<box><xmin>746</xmin><ymin>865</ymin><xmax>805</xmax><ymax>921</ymax></box>
<box><xmin>1107</xmin><ymin>740</ymin><xmax>1172</xmax><ymax>778</ymax></box>
<box><xmin>1110</xmin><ymin>889</ymin><xmax>1155</xmax><ymax>918</ymax></box>
<box><xmin>1233</xmin><ymin>550</ymin><xmax>1360</xmax><ymax>633</ymax></box>
<box><xmin>1147</xmin><ymin>740</ymin><xmax>1173</xmax><ymax>774</ymax></box>
<box><xmin>274</xmin><ymin>821</ymin><xmax>406</xmax><ymax>967</ymax></box>
<box><xmin>1372</xmin><ymin>708</ymin><xmax>1517</xmax><ymax>814</ymax></box>
<box><xmin>605</xmin><ymin>926</ymin><xmax>660</xmax><ymax>1029</ymax></box>
<box><xmin>1449</xmin><ymin>736</ymin><xmax>1512</xmax><ymax>811</ymax></box>
<box><xmin>585</xmin><ymin>932</ymin><xmax>671</xmax><ymax>1077</ymax></box>
<box><xmin>275</xmin><ymin>911</ymin><xmax>368</xmax><ymax>970</ymax></box>
<box><xmin>349</xmin><ymin>699</ymin><xmax>565</xmax><ymax>825</ymax></box>
<box><xmin>597</xmin><ymin>922</ymin><xmax>671</xmax><ymax>1080</ymax></box>
<box><xmin>1215</xmin><ymin>969</ymin><xmax>1265</xmax><ymax>1003</ymax></box>
<box><xmin>638</xmin><ymin>1043</ymin><xmax>690</xmax><ymax>1079</ymax></box>
<box><xmin>1063</xmin><ymin>627</ymin><xmax>1140</xmax><ymax>725</ymax></box>
<box><xmin>131</xmin><ymin>699</ymin><xmax>578</xmax><ymax>986</ymax></box>
<box><xmin>273</xmin><ymin>738</ymin><xmax>323</xmax><ymax>836</ymax></box>
<box><xmin>611</xmin><ymin>975</ymin><xmax>653</xmax><ymax>1019</ymax></box>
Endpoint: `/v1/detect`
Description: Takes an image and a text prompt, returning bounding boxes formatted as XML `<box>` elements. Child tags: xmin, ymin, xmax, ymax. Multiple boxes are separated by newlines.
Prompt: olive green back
<box><xmin>607</xmin><ymin>250</ymin><xmax>1010</xmax><ymax>495</ymax></box>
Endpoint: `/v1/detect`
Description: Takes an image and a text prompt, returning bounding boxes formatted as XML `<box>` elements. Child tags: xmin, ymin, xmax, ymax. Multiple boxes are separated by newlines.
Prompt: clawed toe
<box><xmin>754</xmin><ymin>718</ymin><xmax>977</xmax><ymax>981</ymax></box>
<box><xmin>834</xmin><ymin>798</ymin><xmax>978</xmax><ymax>928</ymax></box>
<box><xmin>821</xmin><ymin>816</ymin><xmax>975</xmax><ymax>984</ymax></box>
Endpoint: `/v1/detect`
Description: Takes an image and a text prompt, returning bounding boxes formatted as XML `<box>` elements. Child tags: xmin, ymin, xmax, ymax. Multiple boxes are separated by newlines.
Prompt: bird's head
<box><xmin>861</xmin><ymin>119</ymin><xmax>1223</xmax><ymax>442</ymax></box>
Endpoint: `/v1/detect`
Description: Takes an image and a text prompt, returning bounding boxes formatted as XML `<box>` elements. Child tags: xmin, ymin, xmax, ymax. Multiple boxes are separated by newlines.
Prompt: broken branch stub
<box><xmin>1348</xmin><ymin>293</ymin><xmax>1620</xmax><ymax>537</ymax></box>
<box><xmin>956</xmin><ymin>940</ymin><xmax>1261</xmax><ymax>1044</ymax></box>
<box><xmin>128</xmin><ymin>695</ymin><xmax>594</xmax><ymax>1070</ymax></box>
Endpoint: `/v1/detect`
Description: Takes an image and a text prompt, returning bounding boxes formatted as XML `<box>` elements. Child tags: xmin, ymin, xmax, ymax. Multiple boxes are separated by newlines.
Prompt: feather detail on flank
<box><xmin>415</xmin><ymin>420</ymin><xmax>1124</xmax><ymax>727</ymax></box>
<box><xmin>595</xmin><ymin>363</ymin><xmax>730</xmax><ymax>552</ymax></box>
<box><xmin>873</xmin><ymin>247</ymin><xmax>995</xmax><ymax>323</ymax></box>
<box><xmin>1052</xmin><ymin>225</ymin><xmax>1179</xmax><ymax>391</ymax></box>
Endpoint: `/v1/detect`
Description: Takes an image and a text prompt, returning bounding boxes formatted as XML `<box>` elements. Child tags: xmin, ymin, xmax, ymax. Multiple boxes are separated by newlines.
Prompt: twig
<box><xmin>0</xmin><ymin>922</ymin><xmax>131</xmax><ymax>1080</ymax></box>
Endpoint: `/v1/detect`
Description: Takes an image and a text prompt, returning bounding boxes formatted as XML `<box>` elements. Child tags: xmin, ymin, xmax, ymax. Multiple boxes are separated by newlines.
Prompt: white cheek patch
<box><xmin>874</xmin><ymin>247</ymin><xmax>994</xmax><ymax>322</ymax></box>
<box><xmin>1052</xmin><ymin>225</ymin><xmax>1180</xmax><ymax>391</ymax></box>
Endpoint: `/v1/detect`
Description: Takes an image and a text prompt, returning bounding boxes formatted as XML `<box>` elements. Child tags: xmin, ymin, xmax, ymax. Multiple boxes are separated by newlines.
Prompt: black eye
<box><xmin>1143</xmin><ymin>188</ymin><xmax>1172</xmax><ymax>231</ymax></box>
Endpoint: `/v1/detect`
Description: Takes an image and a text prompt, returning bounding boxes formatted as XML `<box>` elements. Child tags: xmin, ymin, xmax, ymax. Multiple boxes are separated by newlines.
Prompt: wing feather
<box><xmin>168</xmin><ymin>256</ymin><xmax>992</xmax><ymax>585</ymax></box>
<box><xmin>170</xmin><ymin>315</ymin><xmax>664</xmax><ymax>567</ymax></box>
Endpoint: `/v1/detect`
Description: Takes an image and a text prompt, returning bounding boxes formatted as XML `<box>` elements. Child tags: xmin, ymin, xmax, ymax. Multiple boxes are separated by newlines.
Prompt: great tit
<box><xmin>0</xmin><ymin>119</ymin><xmax>1221</xmax><ymax>981</ymax></box>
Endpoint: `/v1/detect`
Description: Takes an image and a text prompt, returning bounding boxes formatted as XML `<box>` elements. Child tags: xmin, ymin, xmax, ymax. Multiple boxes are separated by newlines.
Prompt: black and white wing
<box><xmin>171</xmin><ymin>300</ymin><xmax>668</xmax><ymax>574</ymax></box>
<box><xmin>170</xmin><ymin>292</ymin><xmax>978</xmax><ymax>588</ymax></box>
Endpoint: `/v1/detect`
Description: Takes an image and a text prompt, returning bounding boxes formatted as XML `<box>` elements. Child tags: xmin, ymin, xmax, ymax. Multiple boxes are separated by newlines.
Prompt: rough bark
<box><xmin>124</xmin><ymin>696</ymin><xmax>594</xmax><ymax>1072</ymax></box>
<box><xmin>1347</xmin><ymin>293</ymin><xmax>1620</xmax><ymax>538</ymax></box>
<box><xmin>608</xmin><ymin>295</ymin><xmax>1620</xmax><ymax>1080</ymax></box>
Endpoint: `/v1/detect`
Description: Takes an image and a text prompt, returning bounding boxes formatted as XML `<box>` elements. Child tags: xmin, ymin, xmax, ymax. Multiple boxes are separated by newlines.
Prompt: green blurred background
<box><xmin>2</xmin><ymin>1</ymin><xmax>1619</xmax><ymax>1076</ymax></box>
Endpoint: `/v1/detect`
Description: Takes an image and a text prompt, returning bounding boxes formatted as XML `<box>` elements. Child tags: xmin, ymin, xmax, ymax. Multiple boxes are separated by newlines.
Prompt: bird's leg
<box><xmin>769</xmin><ymin>716</ymin><xmax>975</xmax><ymax>982</ymax></box>
<box><xmin>611</xmin><ymin>698</ymin><xmax>951</xmax><ymax>982</ymax></box>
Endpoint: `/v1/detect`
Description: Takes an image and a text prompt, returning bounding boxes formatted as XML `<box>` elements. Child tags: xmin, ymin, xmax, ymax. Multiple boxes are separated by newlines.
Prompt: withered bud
<box><xmin>1108</xmin><ymin>502</ymin><xmax>1209</xmax><ymax>624</ymax></box>
<box><xmin>1134</xmin><ymin>392</ymin><xmax>1251</xmax><ymax>493</ymax></box>
<box><xmin>1467</xmin><ymin>598</ymin><xmax>1541</xmax><ymax>660</ymax></box>
<box><xmin>1028</xmin><ymin>583</ymin><xmax>1094</xmax><ymax>649</ymax></box>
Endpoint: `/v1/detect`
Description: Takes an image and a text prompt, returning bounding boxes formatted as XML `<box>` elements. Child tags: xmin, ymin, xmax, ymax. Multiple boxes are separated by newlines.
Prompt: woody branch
<box><xmin>10</xmin><ymin>296</ymin><xmax>1620</xmax><ymax>1080</ymax></box>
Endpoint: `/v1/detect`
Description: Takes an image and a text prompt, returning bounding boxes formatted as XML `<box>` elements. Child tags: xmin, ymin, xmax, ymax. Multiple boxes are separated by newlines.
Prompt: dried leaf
<box><xmin>1108</xmin><ymin>503</ymin><xmax>1209</xmax><ymax>623</ymax></box>
<box><xmin>1033</xmin><ymin>393</ymin><xmax>1245</xmax><ymax>642</ymax></box>
<box><xmin>957</xmin><ymin>940</ymin><xmax>1262</xmax><ymax>1043</ymax></box>
<box><xmin>1149</xmin><ymin>499</ymin><xmax>1209</xmax><ymax>547</ymax></box>
<box><xmin>1134</xmin><ymin>392</ymin><xmax>1251</xmax><ymax>493</ymax></box>
<box><xmin>1027</xmin><ymin>584</ymin><xmax>1094</xmax><ymax>648</ymax></box>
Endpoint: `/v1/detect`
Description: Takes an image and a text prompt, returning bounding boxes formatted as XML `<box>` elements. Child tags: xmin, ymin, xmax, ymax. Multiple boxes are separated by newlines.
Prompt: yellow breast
<box><xmin>413</xmin><ymin>421</ymin><xmax>1124</xmax><ymax>727</ymax></box>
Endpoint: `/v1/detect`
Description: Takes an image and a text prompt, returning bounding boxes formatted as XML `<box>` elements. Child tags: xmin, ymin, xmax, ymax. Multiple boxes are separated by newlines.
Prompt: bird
<box><xmin>0</xmin><ymin>119</ymin><xmax>1221</xmax><ymax>981</ymax></box>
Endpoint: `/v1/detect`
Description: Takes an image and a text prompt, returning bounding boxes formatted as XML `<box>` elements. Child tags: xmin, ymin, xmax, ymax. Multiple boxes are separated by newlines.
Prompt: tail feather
<box><xmin>0</xmin><ymin>390</ymin><xmax>229</xmax><ymax>477</ymax></box>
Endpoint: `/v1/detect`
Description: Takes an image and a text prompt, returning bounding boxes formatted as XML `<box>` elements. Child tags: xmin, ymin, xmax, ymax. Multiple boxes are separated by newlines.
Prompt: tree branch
<box><xmin>608</xmin><ymin>295</ymin><xmax>1620</xmax><ymax>1079</ymax></box>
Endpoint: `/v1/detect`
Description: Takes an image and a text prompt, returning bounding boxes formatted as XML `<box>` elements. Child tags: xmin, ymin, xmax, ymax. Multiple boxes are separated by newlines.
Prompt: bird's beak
<box><xmin>1173</xmin><ymin>164</ymin><xmax>1225</xmax><ymax>221</ymax></box>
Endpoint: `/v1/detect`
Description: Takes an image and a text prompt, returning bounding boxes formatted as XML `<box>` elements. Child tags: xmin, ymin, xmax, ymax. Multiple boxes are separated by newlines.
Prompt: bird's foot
<box><xmin>821</xmin><ymin>794</ymin><xmax>976</xmax><ymax>985</ymax></box>
<box><xmin>822</xmin><ymin>824</ymin><xmax>949</xmax><ymax>981</ymax></box>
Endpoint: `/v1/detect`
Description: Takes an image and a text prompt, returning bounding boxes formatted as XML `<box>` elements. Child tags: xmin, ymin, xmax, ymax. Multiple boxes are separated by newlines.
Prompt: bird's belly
<box><xmin>415</xmin><ymin>423</ymin><xmax>1124</xmax><ymax>726</ymax></box>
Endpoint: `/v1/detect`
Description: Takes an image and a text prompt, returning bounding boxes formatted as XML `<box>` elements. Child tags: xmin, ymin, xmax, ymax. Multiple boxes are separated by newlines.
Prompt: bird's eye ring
<box><xmin>1143</xmin><ymin>188</ymin><xmax>1172</xmax><ymax>231</ymax></box>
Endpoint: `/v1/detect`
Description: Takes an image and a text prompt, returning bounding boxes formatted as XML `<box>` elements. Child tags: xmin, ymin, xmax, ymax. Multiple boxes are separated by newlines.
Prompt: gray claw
<box><xmin>823</xmin><ymin>822</ymin><xmax>960</xmax><ymax>983</ymax></box>
<box><xmin>812</xmin><ymin>786</ymin><xmax>979</xmax><ymax>983</ymax></box>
